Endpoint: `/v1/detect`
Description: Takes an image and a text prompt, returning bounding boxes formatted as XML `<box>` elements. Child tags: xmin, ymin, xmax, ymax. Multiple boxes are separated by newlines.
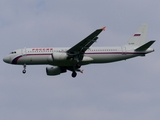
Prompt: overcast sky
<box><xmin>0</xmin><ymin>0</ymin><xmax>159</xmax><ymax>120</ymax></box>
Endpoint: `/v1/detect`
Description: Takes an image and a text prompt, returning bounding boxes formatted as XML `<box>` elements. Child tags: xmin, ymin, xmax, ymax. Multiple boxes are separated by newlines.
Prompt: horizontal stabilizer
<box><xmin>135</xmin><ymin>40</ymin><xmax>155</xmax><ymax>51</ymax></box>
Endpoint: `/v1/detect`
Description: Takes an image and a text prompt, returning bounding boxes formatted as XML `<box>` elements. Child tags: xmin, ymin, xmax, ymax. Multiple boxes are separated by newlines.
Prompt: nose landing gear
<box><xmin>22</xmin><ymin>64</ymin><xmax>26</xmax><ymax>74</ymax></box>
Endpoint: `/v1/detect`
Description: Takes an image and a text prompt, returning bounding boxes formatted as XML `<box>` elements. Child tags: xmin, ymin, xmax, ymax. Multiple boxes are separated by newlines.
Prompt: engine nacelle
<box><xmin>52</xmin><ymin>52</ymin><xmax>68</xmax><ymax>61</ymax></box>
<box><xmin>46</xmin><ymin>66</ymin><xmax>66</xmax><ymax>76</ymax></box>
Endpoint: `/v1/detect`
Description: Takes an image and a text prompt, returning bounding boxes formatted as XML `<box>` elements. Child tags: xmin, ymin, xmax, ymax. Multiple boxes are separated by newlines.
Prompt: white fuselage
<box><xmin>2</xmin><ymin>24</ymin><xmax>155</xmax><ymax>77</ymax></box>
<box><xmin>3</xmin><ymin>46</ymin><xmax>154</xmax><ymax>66</ymax></box>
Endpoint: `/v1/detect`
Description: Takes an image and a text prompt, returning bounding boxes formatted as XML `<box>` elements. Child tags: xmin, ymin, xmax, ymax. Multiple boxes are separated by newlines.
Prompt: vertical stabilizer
<box><xmin>126</xmin><ymin>24</ymin><xmax>148</xmax><ymax>46</ymax></box>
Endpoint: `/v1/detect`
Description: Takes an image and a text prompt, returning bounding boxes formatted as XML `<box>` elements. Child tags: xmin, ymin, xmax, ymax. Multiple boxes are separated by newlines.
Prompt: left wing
<box><xmin>67</xmin><ymin>27</ymin><xmax>106</xmax><ymax>57</ymax></box>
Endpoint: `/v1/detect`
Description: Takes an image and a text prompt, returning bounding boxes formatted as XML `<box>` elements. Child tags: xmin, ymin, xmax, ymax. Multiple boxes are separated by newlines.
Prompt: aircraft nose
<box><xmin>3</xmin><ymin>56</ymin><xmax>11</xmax><ymax>64</ymax></box>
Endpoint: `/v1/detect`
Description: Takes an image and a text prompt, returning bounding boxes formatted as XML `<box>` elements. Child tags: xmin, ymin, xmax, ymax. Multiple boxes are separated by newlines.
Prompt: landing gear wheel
<box><xmin>22</xmin><ymin>69</ymin><xmax>26</xmax><ymax>74</ymax></box>
<box><xmin>72</xmin><ymin>71</ymin><xmax>77</xmax><ymax>78</ymax></box>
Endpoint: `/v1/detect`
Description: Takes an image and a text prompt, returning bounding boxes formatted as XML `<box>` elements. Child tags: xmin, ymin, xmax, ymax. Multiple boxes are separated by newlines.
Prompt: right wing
<box><xmin>67</xmin><ymin>27</ymin><xmax>106</xmax><ymax>58</ymax></box>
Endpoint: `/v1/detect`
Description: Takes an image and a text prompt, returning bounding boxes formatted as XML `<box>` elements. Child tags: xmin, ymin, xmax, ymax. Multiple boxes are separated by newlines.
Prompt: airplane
<box><xmin>3</xmin><ymin>24</ymin><xmax>155</xmax><ymax>78</ymax></box>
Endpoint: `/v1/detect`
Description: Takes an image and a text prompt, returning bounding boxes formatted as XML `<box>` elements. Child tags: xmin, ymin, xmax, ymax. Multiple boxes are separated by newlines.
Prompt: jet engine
<box><xmin>46</xmin><ymin>66</ymin><xmax>66</xmax><ymax>76</ymax></box>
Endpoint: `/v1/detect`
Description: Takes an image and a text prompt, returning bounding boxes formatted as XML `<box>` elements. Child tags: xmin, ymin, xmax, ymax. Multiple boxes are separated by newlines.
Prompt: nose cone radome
<box><xmin>3</xmin><ymin>56</ymin><xmax>11</xmax><ymax>64</ymax></box>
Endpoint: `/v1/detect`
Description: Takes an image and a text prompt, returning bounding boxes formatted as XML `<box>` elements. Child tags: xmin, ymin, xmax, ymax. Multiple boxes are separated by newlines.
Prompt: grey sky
<box><xmin>0</xmin><ymin>0</ymin><xmax>159</xmax><ymax>120</ymax></box>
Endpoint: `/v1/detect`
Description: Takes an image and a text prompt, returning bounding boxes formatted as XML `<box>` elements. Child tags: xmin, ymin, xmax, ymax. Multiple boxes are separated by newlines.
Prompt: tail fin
<box><xmin>126</xmin><ymin>24</ymin><xmax>148</xmax><ymax>46</ymax></box>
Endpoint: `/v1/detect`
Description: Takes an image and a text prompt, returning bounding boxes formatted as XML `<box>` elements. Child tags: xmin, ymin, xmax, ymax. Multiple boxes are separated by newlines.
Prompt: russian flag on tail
<box><xmin>134</xmin><ymin>34</ymin><xmax>141</xmax><ymax>36</ymax></box>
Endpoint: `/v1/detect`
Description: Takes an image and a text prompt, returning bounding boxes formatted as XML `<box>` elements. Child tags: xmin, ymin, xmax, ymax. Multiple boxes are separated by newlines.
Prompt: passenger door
<box><xmin>21</xmin><ymin>48</ymin><xmax>27</xmax><ymax>56</ymax></box>
<box><xmin>121</xmin><ymin>46</ymin><xmax>126</xmax><ymax>55</ymax></box>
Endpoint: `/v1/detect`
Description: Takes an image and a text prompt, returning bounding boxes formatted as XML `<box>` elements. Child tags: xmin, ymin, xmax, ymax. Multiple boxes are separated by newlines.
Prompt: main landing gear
<box><xmin>71</xmin><ymin>69</ymin><xmax>84</xmax><ymax>78</ymax></box>
<box><xmin>76</xmin><ymin>63</ymin><xmax>81</xmax><ymax>68</ymax></box>
<box><xmin>70</xmin><ymin>62</ymin><xmax>84</xmax><ymax>78</ymax></box>
<box><xmin>72</xmin><ymin>71</ymin><xmax>77</xmax><ymax>78</ymax></box>
<box><xmin>22</xmin><ymin>64</ymin><xmax>26</xmax><ymax>74</ymax></box>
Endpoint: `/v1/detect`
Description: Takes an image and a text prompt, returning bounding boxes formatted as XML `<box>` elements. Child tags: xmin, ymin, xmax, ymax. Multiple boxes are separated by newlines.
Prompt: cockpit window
<box><xmin>10</xmin><ymin>51</ymin><xmax>16</xmax><ymax>54</ymax></box>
